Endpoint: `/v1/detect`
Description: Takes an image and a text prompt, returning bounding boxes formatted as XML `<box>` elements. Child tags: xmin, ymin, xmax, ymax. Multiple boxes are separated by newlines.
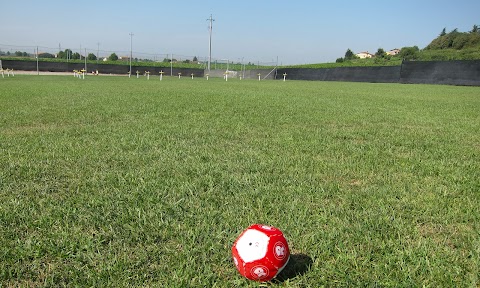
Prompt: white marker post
<box><xmin>11</xmin><ymin>69</ymin><xmax>14</xmax><ymax>77</ymax></box>
<box><xmin>283</xmin><ymin>73</ymin><xmax>287</xmax><ymax>82</ymax></box>
<box><xmin>6</xmin><ymin>69</ymin><xmax>10</xmax><ymax>77</ymax></box>
<box><xmin>81</xmin><ymin>69</ymin><xmax>86</xmax><ymax>79</ymax></box>
<box><xmin>159</xmin><ymin>70</ymin><xmax>164</xmax><ymax>81</ymax></box>
<box><xmin>178</xmin><ymin>72</ymin><xmax>182</xmax><ymax>79</ymax></box>
<box><xmin>128</xmin><ymin>70</ymin><xmax>131</xmax><ymax>78</ymax></box>
<box><xmin>146</xmin><ymin>71</ymin><xmax>150</xmax><ymax>80</ymax></box>
<box><xmin>224</xmin><ymin>71</ymin><xmax>228</xmax><ymax>82</ymax></box>
<box><xmin>258</xmin><ymin>73</ymin><xmax>261</xmax><ymax>81</ymax></box>
<box><xmin>136</xmin><ymin>71</ymin><xmax>140</xmax><ymax>79</ymax></box>
<box><xmin>191</xmin><ymin>73</ymin><xmax>194</xmax><ymax>80</ymax></box>
<box><xmin>205</xmin><ymin>74</ymin><xmax>209</xmax><ymax>80</ymax></box>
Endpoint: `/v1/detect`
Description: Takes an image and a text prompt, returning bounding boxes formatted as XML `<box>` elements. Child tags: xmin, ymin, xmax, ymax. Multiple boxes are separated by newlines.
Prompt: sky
<box><xmin>1</xmin><ymin>0</ymin><xmax>479</xmax><ymax>65</ymax></box>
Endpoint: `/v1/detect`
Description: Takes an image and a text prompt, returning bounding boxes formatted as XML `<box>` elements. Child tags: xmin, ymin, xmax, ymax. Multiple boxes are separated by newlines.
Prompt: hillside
<box><xmin>287</xmin><ymin>25</ymin><xmax>480</xmax><ymax>68</ymax></box>
<box><xmin>426</xmin><ymin>26</ymin><xmax>480</xmax><ymax>50</ymax></box>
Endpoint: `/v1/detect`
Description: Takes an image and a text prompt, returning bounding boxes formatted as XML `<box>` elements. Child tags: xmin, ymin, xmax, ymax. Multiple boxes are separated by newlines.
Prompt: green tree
<box><xmin>440</xmin><ymin>28</ymin><xmax>447</xmax><ymax>36</ymax></box>
<box><xmin>38</xmin><ymin>53</ymin><xmax>55</xmax><ymax>58</ymax></box>
<box><xmin>471</xmin><ymin>25</ymin><xmax>479</xmax><ymax>34</ymax></box>
<box><xmin>399</xmin><ymin>46</ymin><xmax>419</xmax><ymax>60</ymax></box>
<box><xmin>193</xmin><ymin>56</ymin><xmax>198</xmax><ymax>62</ymax></box>
<box><xmin>344</xmin><ymin>48</ymin><xmax>355</xmax><ymax>60</ymax></box>
<box><xmin>15</xmin><ymin>51</ymin><xmax>24</xmax><ymax>56</ymax></box>
<box><xmin>72</xmin><ymin>52</ymin><xmax>80</xmax><ymax>60</ymax></box>
<box><xmin>64</xmin><ymin>49</ymin><xmax>73</xmax><ymax>59</ymax></box>
<box><xmin>336</xmin><ymin>57</ymin><xmax>344</xmax><ymax>63</ymax></box>
<box><xmin>375</xmin><ymin>48</ymin><xmax>386</xmax><ymax>58</ymax></box>
<box><xmin>108</xmin><ymin>53</ymin><xmax>118</xmax><ymax>61</ymax></box>
<box><xmin>87</xmin><ymin>53</ymin><xmax>97</xmax><ymax>61</ymax></box>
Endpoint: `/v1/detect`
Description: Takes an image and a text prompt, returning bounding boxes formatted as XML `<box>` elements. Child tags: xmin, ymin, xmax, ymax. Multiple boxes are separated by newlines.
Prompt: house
<box><xmin>386</xmin><ymin>48</ymin><xmax>401</xmax><ymax>56</ymax></box>
<box><xmin>356</xmin><ymin>51</ymin><xmax>373</xmax><ymax>59</ymax></box>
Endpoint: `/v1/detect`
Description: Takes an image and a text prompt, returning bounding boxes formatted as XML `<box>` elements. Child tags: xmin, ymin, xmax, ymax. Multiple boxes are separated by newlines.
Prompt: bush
<box><xmin>108</xmin><ymin>53</ymin><xmax>118</xmax><ymax>61</ymax></box>
<box><xmin>87</xmin><ymin>53</ymin><xmax>97</xmax><ymax>61</ymax></box>
<box><xmin>399</xmin><ymin>46</ymin><xmax>419</xmax><ymax>60</ymax></box>
<box><xmin>38</xmin><ymin>53</ymin><xmax>55</xmax><ymax>59</ymax></box>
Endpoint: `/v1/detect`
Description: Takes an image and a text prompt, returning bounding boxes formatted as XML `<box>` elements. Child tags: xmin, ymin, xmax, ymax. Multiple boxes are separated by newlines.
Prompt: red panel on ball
<box><xmin>232</xmin><ymin>224</ymin><xmax>290</xmax><ymax>282</ymax></box>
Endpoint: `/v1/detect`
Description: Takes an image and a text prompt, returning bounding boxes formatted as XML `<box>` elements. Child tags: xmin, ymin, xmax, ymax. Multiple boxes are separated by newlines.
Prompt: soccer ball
<box><xmin>232</xmin><ymin>224</ymin><xmax>290</xmax><ymax>281</ymax></box>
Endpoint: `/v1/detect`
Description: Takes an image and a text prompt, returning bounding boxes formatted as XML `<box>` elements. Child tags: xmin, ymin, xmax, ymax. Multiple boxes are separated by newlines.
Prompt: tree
<box><xmin>108</xmin><ymin>53</ymin><xmax>118</xmax><ymax>61</ymax></box>
<box><xmin>399</xmin><ymin>46</ymin><xmax>419</xmax><ymax>60</ymax></box>
<box><xmin>64</xmin><ymin>49</ymin><xmax>73</xmax><ymax>59</ymax></box>
<box><xmin>38</xmin><ymin>53</ymin><xmax>55</xmax><ymax>58</ymax></box>
<box><xmin>375</xmin><ymin>48</ymin><xmax>386</xmax><ymax>58</ymax></box>
<box><xmin>344</xmin><ymin>48</ymin><xmax>355</xmax><ymax>60</ymax></box>
<box><xmin>58</xmin><ymin>49</ymin><xmax>74</xmax><ymax>59</ymax></box>
<box><xmin>471</xmin><ymin>25</ymin><xmax>479</xmax><ymax>34</ymax></box>
<box><xmin>87</xmin><ymin>53</ymin><xmax>97</xmax><ymax>61</ymax></box>
<box><xmin>336</xmin><ymin>57</ymin><xmax>344</xmax><ymax>63</ymax></box>
<box><xmin>440</xmin><ymin>28</ymin><xmax>447</xmax><ymax>36</ymax></box>
<box><xmin>193</xmin><ymin>56</ymin><xmax>198</xmax><ymax>62</ymax></box>
<box><xmin>72</xmin><ymin>52</ymin><xmax>80</xmax><ymax>60</ymax></box>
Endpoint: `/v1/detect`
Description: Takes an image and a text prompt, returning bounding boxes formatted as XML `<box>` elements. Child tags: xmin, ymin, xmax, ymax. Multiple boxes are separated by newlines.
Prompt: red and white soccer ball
<box><xmin>232</xmin><ymin>224</ymin><xmax>290</xmax><ymax>282</ymax></box>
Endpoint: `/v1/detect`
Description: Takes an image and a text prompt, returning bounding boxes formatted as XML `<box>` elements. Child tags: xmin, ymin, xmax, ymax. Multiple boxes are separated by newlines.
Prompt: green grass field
<box><xmin>1</xmin><ymin>75</ymin><xmax>479</xmax><ymax>287</ymax></box>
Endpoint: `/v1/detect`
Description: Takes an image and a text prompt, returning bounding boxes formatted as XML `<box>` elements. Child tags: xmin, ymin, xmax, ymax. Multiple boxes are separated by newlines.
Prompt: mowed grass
<box><xmin>0</xmin><ymin>75</ymin><xmax>479</xmax><ymax>287</ymax></box>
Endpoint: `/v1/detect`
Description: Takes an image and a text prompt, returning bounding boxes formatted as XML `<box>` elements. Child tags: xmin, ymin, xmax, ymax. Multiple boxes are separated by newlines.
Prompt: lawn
<box><xmin>0</xmin><ymin>75</ymin><xmax>479</xmax><ymax>287</ymax></box>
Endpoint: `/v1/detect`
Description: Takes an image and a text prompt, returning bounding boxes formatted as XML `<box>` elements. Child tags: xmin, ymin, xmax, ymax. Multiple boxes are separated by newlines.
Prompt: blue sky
<box><xmin>1</xmin><ymin>0</ymin><xmax>479</xmax><ymax>64</ymax></box>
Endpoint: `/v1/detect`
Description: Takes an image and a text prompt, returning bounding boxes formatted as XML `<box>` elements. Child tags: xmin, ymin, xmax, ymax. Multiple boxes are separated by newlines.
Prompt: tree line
<box><xmin>336</xmin><ymin>25</ymin><xmax>480</xmax><ymax>63</ymax></box>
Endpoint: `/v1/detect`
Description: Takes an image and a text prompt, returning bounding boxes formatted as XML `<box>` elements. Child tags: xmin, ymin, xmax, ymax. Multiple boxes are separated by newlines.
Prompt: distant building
<box><xmin>386</xmin><ymin>48</ymin><xmax>401</xmax><ymax>56</ymax></box>
<box><xmin>356</xmin><ymin>51</ymin><xmax>373</xmax><ymax>59</ymax></box>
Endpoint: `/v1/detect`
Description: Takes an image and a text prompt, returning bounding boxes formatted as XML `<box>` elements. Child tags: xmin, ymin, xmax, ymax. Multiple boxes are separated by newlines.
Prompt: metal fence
<box><xmin>0</xmin><ymin>43</ymin><xmax>277</xmax><ymax>71</ymax></box>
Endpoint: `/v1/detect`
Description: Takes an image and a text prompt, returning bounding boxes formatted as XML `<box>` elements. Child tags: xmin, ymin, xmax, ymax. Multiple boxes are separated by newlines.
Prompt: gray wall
<box><xmin>1</xmin><ymin>60</ymin><xmax>204</xmax><ymax>77</ymax></box>
<box><xmin>277</xmin><ymin>60</ymin><xmax>480</xmax><ymax>86</ymax></box>
<box><xmin>207</xmin><ymin>69</ymin><xmax>275</xmax><ymax>79</ymax></box>
<box><xmin>3</xmin><ymin>59</ymin><xmax>480</xmax><ymax>86</ymax></box>
<box><xmin>400</xmin><ymin>60</ymin><xmax>480</xmax><ymax>86</ymax></box>
<box><xmin>277</xmin><ymin>66</ymin><xmax>401</xmax><ymax>83</ymax></box>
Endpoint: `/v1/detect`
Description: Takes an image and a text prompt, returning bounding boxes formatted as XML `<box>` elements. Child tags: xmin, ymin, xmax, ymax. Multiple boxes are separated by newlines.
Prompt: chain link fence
<box><xmin>0</xmin><ymin>43</ymin><xmax>277</xmax><ymax>71</ymax></box>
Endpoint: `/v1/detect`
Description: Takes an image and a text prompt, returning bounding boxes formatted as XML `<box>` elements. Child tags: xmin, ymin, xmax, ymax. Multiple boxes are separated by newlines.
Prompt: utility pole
<box><xmin>129</xmin><ymin>33</ymin><xmax>134</xmax><ymax>76</ymax></box>
<box><xmin>207</xmin><ymin>14</ymin><xmax>215</xmax><ymax>71</ymax></box>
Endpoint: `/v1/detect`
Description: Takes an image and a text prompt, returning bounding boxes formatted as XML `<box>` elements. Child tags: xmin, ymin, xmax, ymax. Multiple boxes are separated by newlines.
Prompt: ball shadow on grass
<box><xmin>273</xmin><ymin>253</ymin><xmax>313</xmax><ymax>282</ymax></box>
